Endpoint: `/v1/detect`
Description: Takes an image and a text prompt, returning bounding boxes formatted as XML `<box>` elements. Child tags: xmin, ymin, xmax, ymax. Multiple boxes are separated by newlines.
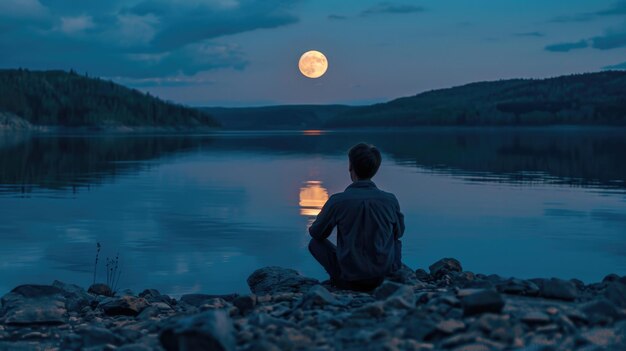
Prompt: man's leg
<box><xmin>308</xmin><ymin>238</ymin><xmax>341</xmax><ymax>282</ymax></box>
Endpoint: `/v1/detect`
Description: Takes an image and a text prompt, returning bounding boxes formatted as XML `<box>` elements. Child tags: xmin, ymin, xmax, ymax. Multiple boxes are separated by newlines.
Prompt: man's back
<box><xmin>309</xmin><ymin>180</ymin><xmax>405</xmax><ymax>281</ymax></box>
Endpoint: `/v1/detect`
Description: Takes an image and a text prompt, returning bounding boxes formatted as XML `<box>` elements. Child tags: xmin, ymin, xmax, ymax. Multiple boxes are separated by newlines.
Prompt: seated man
<box><xmin>308</xmin><ymin>143</ymin><xmax>405</xmax><ymax>291</ymax></box>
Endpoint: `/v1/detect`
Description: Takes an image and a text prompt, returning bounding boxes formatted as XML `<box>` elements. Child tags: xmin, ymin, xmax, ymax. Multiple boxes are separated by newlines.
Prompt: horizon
<box><xmin>2</xmin><ymin>1</ymin><xmax>626</xmax><ymax>106</ymax></box>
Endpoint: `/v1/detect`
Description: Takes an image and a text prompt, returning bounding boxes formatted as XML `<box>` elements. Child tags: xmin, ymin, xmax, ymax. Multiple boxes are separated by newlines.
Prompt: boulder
<box><xmin>428</xmin><ymin>258</ymin><xmax>463</xmax><ymax>279</ymax></box>
<box><xmin>160</xmin><ymin>310</ymin><xmax>235</xmax><ymax>351</ymax></box>
<box><xmin>87</xmin><ymin>284</ymin><xmax>113</xmax><ymax>297</ymax></box>
<box><xmin>605</xmin><ymin>281</ymin><xmax>626</xmax><ymax>308</ymax></box>
<box><xmin>52</xmin><ymin>280</ymin><xmax>93</xmax><ymax>313</ymax></box>
<box><xmin>603</xmin><ymin>274</ymin><xmax>620</xmax><ymax>283</ymax></box>
<box><xmin>180</xmin><ymin>294</ymin><xmax>238</xmax><ymax>307</ymax></box>
<box><xmin>580</xmin><ymin>298</ymin><xmax>622</xmax><ymax>324</ymax></box>
<box><xmin>100</xmin><ymin>296</ymin><xmax>149</xmax><ymax>316</ymax></box>
<box><xmin>0</xmin><ymin>285</ymin><xmax>67</xmax><ymax>325</ymax></box>
<box><xmin>247</xmin><ymin>266</ymin><xmax>319</xmax><ymax>295</ymax></box>
<box><xmin>537</xmin><ymin>278</ymin><xmax>578</xmax><ymax>301</ymax></box>
<box><xmin>460</xmin><ymin>289</ymin><xmax>505</xmax><ymax>316</ymax></box>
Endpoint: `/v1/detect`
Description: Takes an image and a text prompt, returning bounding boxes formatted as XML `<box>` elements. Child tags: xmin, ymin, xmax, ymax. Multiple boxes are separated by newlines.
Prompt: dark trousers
<box><xmin>308</xmin><ymin>238</ymin><xmax>402</xmax><ymax>291</ymax></box>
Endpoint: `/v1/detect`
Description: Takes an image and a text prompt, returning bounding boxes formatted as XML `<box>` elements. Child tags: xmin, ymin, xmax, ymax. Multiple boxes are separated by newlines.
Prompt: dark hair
<box><xmin>348</xmin><ymin>143</ymin><xmax>382</xmax><ymax>179</ymax></box>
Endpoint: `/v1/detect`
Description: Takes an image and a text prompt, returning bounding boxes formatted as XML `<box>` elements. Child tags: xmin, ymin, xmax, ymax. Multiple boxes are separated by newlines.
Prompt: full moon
<box><xmin>298</xmin><ymin>50</ymin><xmax>328</xmax><ymax>79</ymax></box>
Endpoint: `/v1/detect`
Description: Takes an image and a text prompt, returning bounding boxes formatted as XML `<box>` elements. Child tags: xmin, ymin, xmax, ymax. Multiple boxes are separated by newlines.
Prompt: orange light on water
<box><xmin>299</xmin><ymin>181</ymin><xmax>329</xmax><ymax>217</ymax></box>
<box><xmin>302</xmin><ymin>130</ymin><xmax>324</xmax><ymax>136</ymax></box>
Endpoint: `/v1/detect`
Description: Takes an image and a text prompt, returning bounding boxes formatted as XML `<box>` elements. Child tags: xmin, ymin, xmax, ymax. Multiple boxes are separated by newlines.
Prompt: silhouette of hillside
<box><xmin>327</xmin><ymin>71</ymin><xmax>626</xmax><ymax>127</ymax></box>
<box><xmin>0</xmin><ymin>69</ymin><xmax>219</xmax><ymax>129</ymax></box>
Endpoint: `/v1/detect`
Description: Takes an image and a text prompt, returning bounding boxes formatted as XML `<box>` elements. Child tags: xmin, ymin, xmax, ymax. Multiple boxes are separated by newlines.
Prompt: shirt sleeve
<box><xmin>309</xmin><ymin>196</ymin><xmax>336</xmax><ymax>240</ymax></box>
<box><xmin>394</xmin><ymin>197</ymin><xmax>405</xmax><ymax>239</ymax></box>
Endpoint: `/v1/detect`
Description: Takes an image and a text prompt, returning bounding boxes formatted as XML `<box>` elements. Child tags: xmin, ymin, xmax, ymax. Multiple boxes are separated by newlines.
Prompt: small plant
<box><xmin>93</xmin><ymin>242</ymin><xmax>101</xmax><ymax>285</ymax></box>
<box><xmin>91</xmin><ymin>242</ymin><xmax>122</xmax><ymax>293</ymax></box>
<box><xmin>106</xmin><ymin>253</ymin><xmax>122</xmax><ymax>293</ymax></box>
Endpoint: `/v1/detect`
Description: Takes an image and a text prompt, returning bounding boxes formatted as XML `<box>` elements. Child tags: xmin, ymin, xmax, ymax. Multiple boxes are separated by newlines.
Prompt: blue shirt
<box><xmin>309</xmin><ymin>180</ymin><xmax>405</xmax><ymax>281</ymax></box>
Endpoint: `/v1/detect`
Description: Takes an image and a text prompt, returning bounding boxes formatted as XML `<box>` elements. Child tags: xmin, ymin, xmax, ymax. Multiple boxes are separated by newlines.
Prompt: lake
<box><xmin>0</xmin><ymin>128</ymin><xmax>625</xmax><ymax>295</ymax></box>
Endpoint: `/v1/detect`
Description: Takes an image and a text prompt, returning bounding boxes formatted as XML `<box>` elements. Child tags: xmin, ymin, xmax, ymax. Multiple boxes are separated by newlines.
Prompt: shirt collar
<box><xmin>346</xmin><ymin>180</ymin><xmax>377</xmax><ymax>190</ymax></box>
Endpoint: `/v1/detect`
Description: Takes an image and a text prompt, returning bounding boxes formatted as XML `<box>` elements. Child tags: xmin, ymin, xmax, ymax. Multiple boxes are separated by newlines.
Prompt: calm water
<box><xmin>1</xmin><ymin>129</ymin><xmax>625</xmax><ymax>295</ymax></box>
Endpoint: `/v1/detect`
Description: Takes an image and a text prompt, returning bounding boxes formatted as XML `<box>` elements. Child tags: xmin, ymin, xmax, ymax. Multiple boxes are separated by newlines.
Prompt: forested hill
<box><xmin>202</xmin><ymin>105</ymin><xmax>351</xmax><ymax>130</ymax></box>
<box><xmin>327</xmin><ymin>71</ymin><xmax>626</xmax><ymax>128</ymax></box>
<box><xmin>0</xmin><ymin>69</ymin><xmax>219</xmax><ymax>129</ymax></box>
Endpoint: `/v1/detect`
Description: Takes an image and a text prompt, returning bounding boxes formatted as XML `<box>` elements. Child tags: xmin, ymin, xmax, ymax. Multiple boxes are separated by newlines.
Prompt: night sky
<box><xmin>1</xmin><ymin>0</ymin><xmax>625</xmax><ymax>106</ymax></box>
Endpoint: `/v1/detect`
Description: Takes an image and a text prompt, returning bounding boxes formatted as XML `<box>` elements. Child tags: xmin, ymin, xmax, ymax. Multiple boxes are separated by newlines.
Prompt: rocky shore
<box><xmin>1</xmin><ymin>259</ymin><xmax>625</xmax><ymax>350</ymax></box>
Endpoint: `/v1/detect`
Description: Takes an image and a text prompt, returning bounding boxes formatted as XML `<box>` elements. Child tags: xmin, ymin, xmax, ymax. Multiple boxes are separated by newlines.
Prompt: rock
<box><xmin>428</xmin><ymin>258</ymin><xmax>462</xmax><ymax>279</ymax></box>
<box><xmin>415</xmin><ymin>269</ymin><xmax>433</xmax><ymax>282</ymax></box>
<box><xmin>76</xmin><ymin>326</ymin><xmax>123</xmax><ymax>348</ymax></box>
<box><xmin>605</xmin><ymin>281</ymin><xmax>626</xmax><ymax>308</ymax></box>
<box><xmin>118</xmin><ymin>344</ymin><xmax>154</xmax><ymax>351</ymax></box>
<box><xmin>52</xmin><ymin>280</ymin><xmax>93</xmax><ymax>313</ymax></box>
<box><xmin>247</xmin><ymin>266</ymin><xmax>319</xmax><ymax>295</ymax></box>
<box><xmin>160</xmin><ymin>310</ymin><xmax>235</xmax><ymax>351</ymax></box>
<box><xmin>580</xmin><ymin>298</ymin><xmax>622</xmax><ymax>324</ymax></box>
<box><xmin>87</xmin><ymin>284</ymin><xmax>114</xmax><ymax>297</ymax></box>
<box><xmin>233</xmin><ymin>295</ymin><xmax>256</xmax><ymax>315</ymax></box>
<box><xmin>383</xmin><ymin>284</ymin><xmax>416</xmax><ymax>309</ymax></box>
<box><xmin>603</xmin><ymin>274</ymin><xmax>620</xmax><ymax>283</ymax></box>
<box><xmin>296</xmin><ymin>285</ymin><xmax>341</xmax><ymax>309</ymax></box>
<box><xmin>451</xmin><ymin>342</ymin><xmax>493</xmax><ymax>351</ymax></box>
<box><xmin>373</xmin><ymin>281</ymin><xmax>407</xmax><ymax>300</ymax></box>
<box><xmin>537</xmin><ymin>278</ymin><xmax>578</xmax><ymax>301</ymax></box>
<box><xmin>100</xmin><ymin>296</ymin><xmax>149</xmax><ymax>316</ymax></box>
<box><xmin>138</xmin><ymin>289</ymin><xmax>161</xmax><ymax>299</ymax></box>
<box><xmin>521</xmin><ymin>311</ymin><xmax>551</xmax><ymax>325</ymax></box>
<box><xmin>180</xmin><ymin>293</ymin><xmax>238</xmax><ymax>307</ymax></box>
<box><xmin>353</xmin><ymin>301</ymin><xmax>385</xmax><ymax>318</ymax></box>
<box><xmin>0</xmin><ymin>285</ymin><xmax>67</xmax><ymax>325</ymax></box>
<box><xmin>460</xmin><ymin>289</ymin><xmax>505</xmax><ymax>316</ymax></box>
<box><xmin>387</xmin><ymin>264</ymin><xmax>419</xmax><ymax>285</ymax></box>
<box><xmin>495</xmin><ymin>278</ymin><xmax>539</xmax><ymax>296</ymax></box>
<box><xmin>580</xmin><ymin>328</ymin><xmax>617</xmax><ymax>347</ymax></box>
<box><xmin>404</xmin><ymin>312</ymin><xmax>437</xmax><ymax>340</ymax></box>
<box><xmin>436</xmin><ymin>319</ymin><xmax>466</xmax><ymax>334</ymax></box>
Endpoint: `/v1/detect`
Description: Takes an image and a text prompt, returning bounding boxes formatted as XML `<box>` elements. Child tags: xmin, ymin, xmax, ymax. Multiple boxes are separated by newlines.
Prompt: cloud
<box><xmin>125</xmin><ymin>0</ymin><xmax>299</xmax><ymax>51</ymax></box>
<box><xmin>544</xmin><ymin>40</ymin><xmax>588</xmax><ymax>52</ymax></box>
<box><xmin>0</xmin><ymin>0</ymin><xmax>299</xmax><ymax>82</ymax></box>
<box><xmin>550</xmin><ymin>1</ymin><xmax>626</xmax><ymax>23</ymax></box>
<box><xmin>59</xmin><ymin>15</ymin><xmax>95</xmax><ymax>35</ymax></box>
<box><xmin>361</xmin><ymin>2</ymin><xmax>425</xmax><ymax>16</ymax></box>
<box><xmin>0</xmin><ymin>0</ymin><xmax>47</xmax><ymax>19</ymax></box>
<box><xmin>604</xmin><ymin>61</ymin><xmax>626</xmax><ymax>70</ymax></box>
<box><xmin>591</xmin><ymin>28</ymin><xmax>626</xmax><ymax>49</ymax></box>
<box><xmin>596</xmin><ymin>1</ymin><xmax>626</xmax><ymax>16</ymax></box>
<box><xmin>514</xmin><ymin>32</ymin><xmax>545</xmax><ymax>38</ymax></box>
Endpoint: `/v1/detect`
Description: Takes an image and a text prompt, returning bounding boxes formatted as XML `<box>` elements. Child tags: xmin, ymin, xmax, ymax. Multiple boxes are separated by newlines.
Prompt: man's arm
<box><xmin>393</xmin><ymin>197</ymin><xmax>405</xmax><ymax>239</ymax></box>
<box><xmin>309</xmin><ymin>196</ymin><xmax>336</xmax><ymax>240</ymax></box>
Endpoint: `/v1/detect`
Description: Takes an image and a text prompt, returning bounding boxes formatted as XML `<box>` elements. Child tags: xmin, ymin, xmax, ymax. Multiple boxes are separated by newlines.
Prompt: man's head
<box><xmin>348</xmin><ymin>143</ymin><xmax>382</xmax><ymax>181</ymax></box>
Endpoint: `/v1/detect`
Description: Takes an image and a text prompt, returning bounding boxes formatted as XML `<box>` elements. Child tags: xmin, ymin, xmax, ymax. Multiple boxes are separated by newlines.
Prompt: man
<box><xmin>308</xmin><ymin>143</ymin><xmax>405</xmax><ymax>291</ymax></box>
